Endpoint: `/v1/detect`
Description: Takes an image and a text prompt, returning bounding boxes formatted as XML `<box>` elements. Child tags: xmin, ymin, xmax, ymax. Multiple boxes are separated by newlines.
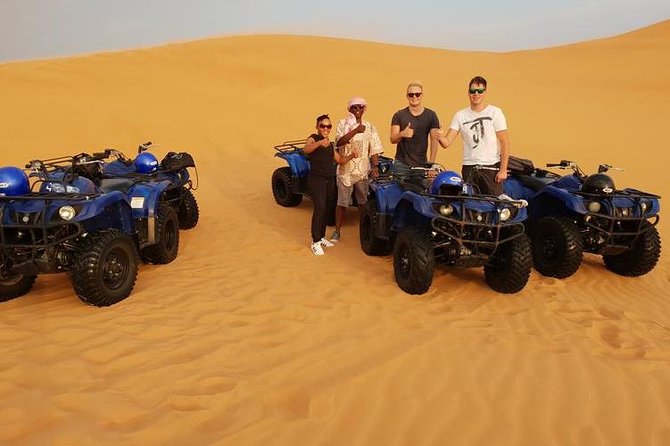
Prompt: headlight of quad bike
<box><xmin>438</xmin><ymin>204</ymin><xmax>454</xmax><ymax>216</ymax></box>
<box><xmin>58</xmin><ymin>205</ymin><xmax>76</xmax><ymax>221</ymax></box>
<box><xmin>499</xmin><ymin>208</ymin><xmax>511</xmax><ymax>222</ymax></box>
<box><xmin>640</xmin><ymin>200</ymin><xmax>648</xmax><ymax>213</ymax></box>
<box><xmin>587</xmin><ymin>201</ymin><xmax>601</xmax><ymax>213</ymax></box>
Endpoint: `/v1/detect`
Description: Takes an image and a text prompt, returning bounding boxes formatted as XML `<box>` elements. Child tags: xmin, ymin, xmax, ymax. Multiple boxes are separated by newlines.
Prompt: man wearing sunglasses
<box><xmin>390</xmin><ymin>81</ymin><xmax>441</xmax><ymax>178</ymax></box>
<box><xmin>331</xmin><ymin>96</ymin><xmax>384</xmax><ymax>242</ymax></box>
<box><xmin>436</xmin><ymin>76</ymin><xmax>510</xmax><ymax>196</ymax></box>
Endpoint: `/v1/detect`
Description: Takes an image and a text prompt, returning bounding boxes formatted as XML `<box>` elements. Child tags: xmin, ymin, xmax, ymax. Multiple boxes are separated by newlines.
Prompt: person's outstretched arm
<box><xmin>435</xmin><ymin>128</ymin><xmax>459</xmax><ymax>149</ymax></box>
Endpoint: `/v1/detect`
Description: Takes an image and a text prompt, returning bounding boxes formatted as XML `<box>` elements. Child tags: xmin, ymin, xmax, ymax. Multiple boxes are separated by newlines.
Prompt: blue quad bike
<box><xmin>0</xmin><ymin>155</ymin><xmax>142</xmax><ymax>306</ymax></box>
<box><xmin>360</xmin><ymin>164</ymin><xmax>532</xmax><ymax>295</ymax></box>
<box><xmin>271</xmin><ymin>139</ymin><xmax>310</xmax><ymax>207</ymax></box>
<box><xmin>96</xmin><ymin>142</ymin><xmax>200</xmax><ymax>231</ymax></box>
<box><xmin>270</xmin><ymin>139</ymin><xmax>393</xmax><ymax>223</ymax></box>
<box><xmin>0</xmin><ymin>145</ymin><xmax>198</xmax><ymax>306</ymax></box>
<box><xmin>503</xmin><ymin>158</ymin><xmax>661</xmax><ymax>278</ymax></box>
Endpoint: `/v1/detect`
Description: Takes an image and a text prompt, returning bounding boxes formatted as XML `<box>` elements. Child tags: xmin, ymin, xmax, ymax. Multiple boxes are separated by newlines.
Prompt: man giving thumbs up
<box><xmin>390</xmin><ymin>81</ymin><xmax>441</xmax><ymax>178</ymax></box>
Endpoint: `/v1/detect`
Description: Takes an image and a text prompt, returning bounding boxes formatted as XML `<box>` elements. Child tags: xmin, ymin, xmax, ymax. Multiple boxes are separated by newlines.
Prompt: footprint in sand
<box><xmin>548</xmin><ymin>300</ymin><xmax>665</xmax><ymax>361</ymax></box>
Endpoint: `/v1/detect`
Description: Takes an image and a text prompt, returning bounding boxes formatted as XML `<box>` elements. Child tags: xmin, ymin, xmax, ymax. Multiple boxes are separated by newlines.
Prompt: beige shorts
<box><xmin>337</xmin><ymin>177</ymin><xmax>368</xmax><ymax>207</ymax></box>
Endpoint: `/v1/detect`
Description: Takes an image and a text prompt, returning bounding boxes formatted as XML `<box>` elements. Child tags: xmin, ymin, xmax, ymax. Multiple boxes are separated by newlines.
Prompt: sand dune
<box><xmin>1</xmin><ymin>20</ymin><xmax>670</xmax><ymax>445</ymax></box>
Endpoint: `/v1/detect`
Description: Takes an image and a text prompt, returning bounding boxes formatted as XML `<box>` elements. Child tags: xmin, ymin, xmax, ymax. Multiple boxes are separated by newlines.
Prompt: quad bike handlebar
<box><xmin>546</xmin><ymin>160</ymin><xmax>577</xmax><ymax>168</ymax></box>
<box><xmin>546</xmin><ymin>160</ymin><xmax>586</xmax><ymax>177</ymax></box>
<box><xmin>546</xmin><ymin>160</ymin><xmax>623</xmax><ymax>178</ymax></box>
<box><xmin>410</xmin><ymin>163</ymin><xmax>445</xmax><ymax>175</ymax></box>
<box><xmin>138</xmin><ymin>141</ymin><xmax>152</xmax><ymax>153</ymax></box>
<box><xmin>598</xmin><ymin>164</ymin><xmax>624</xmax><ymax>173</ymax></box>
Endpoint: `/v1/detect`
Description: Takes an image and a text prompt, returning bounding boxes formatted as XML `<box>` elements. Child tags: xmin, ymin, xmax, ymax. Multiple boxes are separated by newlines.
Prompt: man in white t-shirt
<box><xmin>435</xmin><ymin>76</ymin><xmax>510</xmax><ymax>195</ymax></box>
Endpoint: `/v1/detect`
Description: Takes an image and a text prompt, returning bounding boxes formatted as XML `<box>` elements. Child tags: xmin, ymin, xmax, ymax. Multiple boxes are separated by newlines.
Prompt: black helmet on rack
<box><xmin>582</xmin><ymin>173</ymin><xmax>615</xmax><ymax>194</ymax></box>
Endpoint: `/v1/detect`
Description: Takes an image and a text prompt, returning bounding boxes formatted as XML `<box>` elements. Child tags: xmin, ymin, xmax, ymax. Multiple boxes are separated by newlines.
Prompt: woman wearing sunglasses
<box><xmin>303</xmin><ymin>114</ymin><xmax>356</xmax><ymax>256</ymax></box>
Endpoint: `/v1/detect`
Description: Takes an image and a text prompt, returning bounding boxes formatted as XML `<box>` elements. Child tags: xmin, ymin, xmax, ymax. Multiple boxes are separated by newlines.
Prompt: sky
<box><xmin>0</xmin><ymin>0</ymin><xmax>669</xmax><ymax>62</ymax></box>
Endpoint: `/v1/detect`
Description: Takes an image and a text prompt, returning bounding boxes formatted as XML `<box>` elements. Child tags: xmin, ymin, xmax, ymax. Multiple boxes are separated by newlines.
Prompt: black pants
<box><xmin>462</xmin><ymin>163</ymin><xmax>503</xmax><ymax>196</ymax></box>
<box><xmin>308</xmin><ymin>174</ymin><xmax>336</xmax><ymax>242</ymax></box>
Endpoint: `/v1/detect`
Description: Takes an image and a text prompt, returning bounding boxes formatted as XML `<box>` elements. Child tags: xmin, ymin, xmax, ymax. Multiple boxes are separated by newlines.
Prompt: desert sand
<box><xmin>1</xmin><ymin>20</ymin><xmax>670</xmax><ymax>445</ymax></box>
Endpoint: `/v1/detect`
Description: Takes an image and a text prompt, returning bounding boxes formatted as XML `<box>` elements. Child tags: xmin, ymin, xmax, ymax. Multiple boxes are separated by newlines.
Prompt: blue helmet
<box><xmin>0</xmin><ymin>166</ymin><xmax>30</xmax><ymax>196</ymax></box>
<box><xmin>429</xmin><ymin>171</ymin><xmax>463</xmax><ymax>195</ymax></box>
<box><xmin>134</xmin><ymin>152</ymin><xmax>159</xmax><ymax>174</ymax></box>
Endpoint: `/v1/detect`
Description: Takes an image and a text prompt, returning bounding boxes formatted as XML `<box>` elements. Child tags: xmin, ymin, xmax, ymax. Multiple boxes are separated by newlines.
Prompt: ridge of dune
<box><xmin>2</xmin><ymin>19</ymin><xmax>669</xmax><ymax>67</ymax></box>
<box><xmin>1</xmin><ymin>18</ymin><xmax>670</xmax><ymax>446</ymax></box>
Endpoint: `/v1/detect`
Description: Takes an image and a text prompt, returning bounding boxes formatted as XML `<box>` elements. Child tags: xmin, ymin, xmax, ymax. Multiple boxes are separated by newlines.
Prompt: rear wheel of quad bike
<box><xmin>484</xmin><ymin>233</ymin><xmax>532</xmax><ymax>293</ymax></box>
<box><xmin>531</xmin><ymin>216</ymin><xmax>583</xmax><ymax>278</ymax></box>
<box><xmin>393</xmin><ymin>227</ymin><xmax>435</xmax><ymax>295</ymax></box>
<box><xmin>0</xmin><ymin>274</ymin><xmax>37</xmax><ymax>303</ymax></box>
<box><xmin>141</xmin><ymin>204</ymin><xmax>180</xmax><ymax>264</ymax></box>
<box><xmin>272</xmin><ymin>167</ymin><xmax>302</xmax><ymax>207</ymax></box>
<box><xmin>72</xmin><ymin>230</ymin><xmax>139</xmax><ymax>307</ymax></box>
<box><xmin>360</xmin><ymin>199</ymin><xmax>391</xmax><ymax>256</ymax></box>
<box><xmin>603</xmin><ymin>221</ymin><xmax>661</xmax><ymax>276</ymax></box>
<box><xmin>178</xmin><ymin>188</ymin><xmax>199</xmax><ymax>229</ymax></box>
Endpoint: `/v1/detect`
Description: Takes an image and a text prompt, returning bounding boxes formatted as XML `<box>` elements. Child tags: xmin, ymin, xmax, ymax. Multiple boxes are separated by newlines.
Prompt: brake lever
<box><xmin>598</xmin><ymin>163</ymin><xmax>624</xmax><ymax>173</ymax></box>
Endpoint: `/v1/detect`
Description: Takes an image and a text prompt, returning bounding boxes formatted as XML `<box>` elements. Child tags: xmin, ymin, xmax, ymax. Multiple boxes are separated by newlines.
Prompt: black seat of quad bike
<box><xmin>516</xmin><ymin>174</ymin><xmax>556</xmax><ymax>192</ymax></box>
<box><xmin>99</xmin><ymin>178</ymin><xmax>137</xmax><ymax>194</ymax></box>
<box><xmin>400</xmin><ymin>176</ymin><xmax>431</xmax><ymax>194</ymax></box>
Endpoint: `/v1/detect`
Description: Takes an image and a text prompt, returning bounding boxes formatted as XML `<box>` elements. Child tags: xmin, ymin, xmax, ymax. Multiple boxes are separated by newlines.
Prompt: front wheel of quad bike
<box><xmin>603</xmin><ymin>221</ymin><xmax>661</xmax><ymax>277</ymax></box>
<box><xmin>178</xmin><ymin>188</ymin><xmax>199</xmax><ymax>229</ymax></box>
<box><xmin>484</xmin><ymin>233</ymin><xmax>532</xmax><ymax>293</ymax></box>
<box><xmin>141</xmin><ymin>204</ymin><xmax>180</xmax><ymax>264</ymax></box>
<box><xmin>272</xmin><ymin>167</ymin><xmax>302</xmax><ymax>207</ymax></box>
<box><xmin>393</xmin><ymin>227</ymin><xmax>435</xmax><ymax>295</ymax></box>
<box><xmin>0</xmin><ymin>274</ymin><xmax>37</xmax><ymax>303</ymax></box>
<box><xmin>72</xmin><ymin>230</ymin><xmax>139</xmax><ymax>307</ymax></box>
<box><xmin>360</xmin><ymin>199</ymin><xmax>391</xmax><ymax>256</ymax></box>
<box><xmin>531</xmin><ymin>216</ymin><xmax>583</xmax><ymax>278</ymax></box>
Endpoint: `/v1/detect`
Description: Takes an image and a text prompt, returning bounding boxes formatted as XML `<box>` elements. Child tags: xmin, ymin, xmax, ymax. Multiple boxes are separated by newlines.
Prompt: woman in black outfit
<box><xmin>303</xmin><ymin>114</ymin><xmax>355</xmax><ymax>255</ymax></box>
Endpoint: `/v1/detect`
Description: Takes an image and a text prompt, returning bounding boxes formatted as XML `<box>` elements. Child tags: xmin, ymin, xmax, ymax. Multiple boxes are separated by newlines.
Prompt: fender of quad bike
<box><xmin>0</xmin><ymin>190</ymin><xmax>135</xmax><ymax>236</ymax></box>
<box><xmin>530</xmin><ymin>185</ymin><xmax>588</xmax><ymax>217</ymax></box>
<box><xmin>275</xmin><ymin>151</ymin><xmax>310</xmax><ymax>178</ymax></box>
<box><xmin>78</xmin><ymin>192</ymin><xmax>136</xmax><ymax>234</ymax></box>
<box><xmin>369</xmin><ymin>180</ymin><xmax>404</xmax><ymax>214</ymax></box>
<box><xmin>621</xmin><ymin>188</ymin><xmax>661</xmax><ymax>215</ymax></box>
<box><xmin>126</xmin><ymin>180</ymin><xmax>174</xmax><ymax>219</ymax></box>
<box><xmin>503</xmin><ymin>176</ymin><xmax>536</xmax><ymax>203</ymax></box>
<box><xmin>392</xmin><ymin>192</ymin><xmax>436</xmax><ymax>230</ymax></box>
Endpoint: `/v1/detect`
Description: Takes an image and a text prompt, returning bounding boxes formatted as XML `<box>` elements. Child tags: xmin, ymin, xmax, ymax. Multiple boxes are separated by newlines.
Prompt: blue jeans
<box><xmin>391</xmin><ymin>159</ymin><xmax>425</xmax><ymax>180</ymax></box>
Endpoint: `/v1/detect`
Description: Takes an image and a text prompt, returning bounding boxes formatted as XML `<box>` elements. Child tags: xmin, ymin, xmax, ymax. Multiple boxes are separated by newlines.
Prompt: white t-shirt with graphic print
<box><xmin>449</xmin><ymin>105</ymin><xmax>507</xmax><ymax>166</ymax></box>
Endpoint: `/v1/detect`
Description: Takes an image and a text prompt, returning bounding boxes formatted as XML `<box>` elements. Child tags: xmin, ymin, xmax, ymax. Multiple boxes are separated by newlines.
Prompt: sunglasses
<box><xmin>469</xmin><ymin>88</ymin><xmax>486</xmax><ymax>94</ymax></box>
<box><xmin>407</xmin><ymin>92</ymin><xmax>422</xmax><ymax>98</ymax></box>
<box><xmin>319</xmin><ymin>124</ymin><xmax>333</xmax><ymax>129</ymax></box>
<box><xmin>350</xmin><ymin>104</ymin><xmax>365</xmax><ymax>110</ymax></box>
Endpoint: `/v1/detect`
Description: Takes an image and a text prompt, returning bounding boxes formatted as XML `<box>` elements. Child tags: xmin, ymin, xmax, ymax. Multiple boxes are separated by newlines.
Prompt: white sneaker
<box><xmin>311</xmin><ymin>241</ymin><xmax>325</xmax><ymax>256</ymax></box>
<box><xmin>320</xmin><ymin>238</ymin><xmax>335</xmax><ymax>248</ymax></box>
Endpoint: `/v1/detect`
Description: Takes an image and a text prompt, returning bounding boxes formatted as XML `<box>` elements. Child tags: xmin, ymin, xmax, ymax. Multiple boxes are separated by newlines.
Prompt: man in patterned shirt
<box><xmin>331</xmin><ymin>97</ymin><xmax>384</xmax><ymax>242</ymax></box>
